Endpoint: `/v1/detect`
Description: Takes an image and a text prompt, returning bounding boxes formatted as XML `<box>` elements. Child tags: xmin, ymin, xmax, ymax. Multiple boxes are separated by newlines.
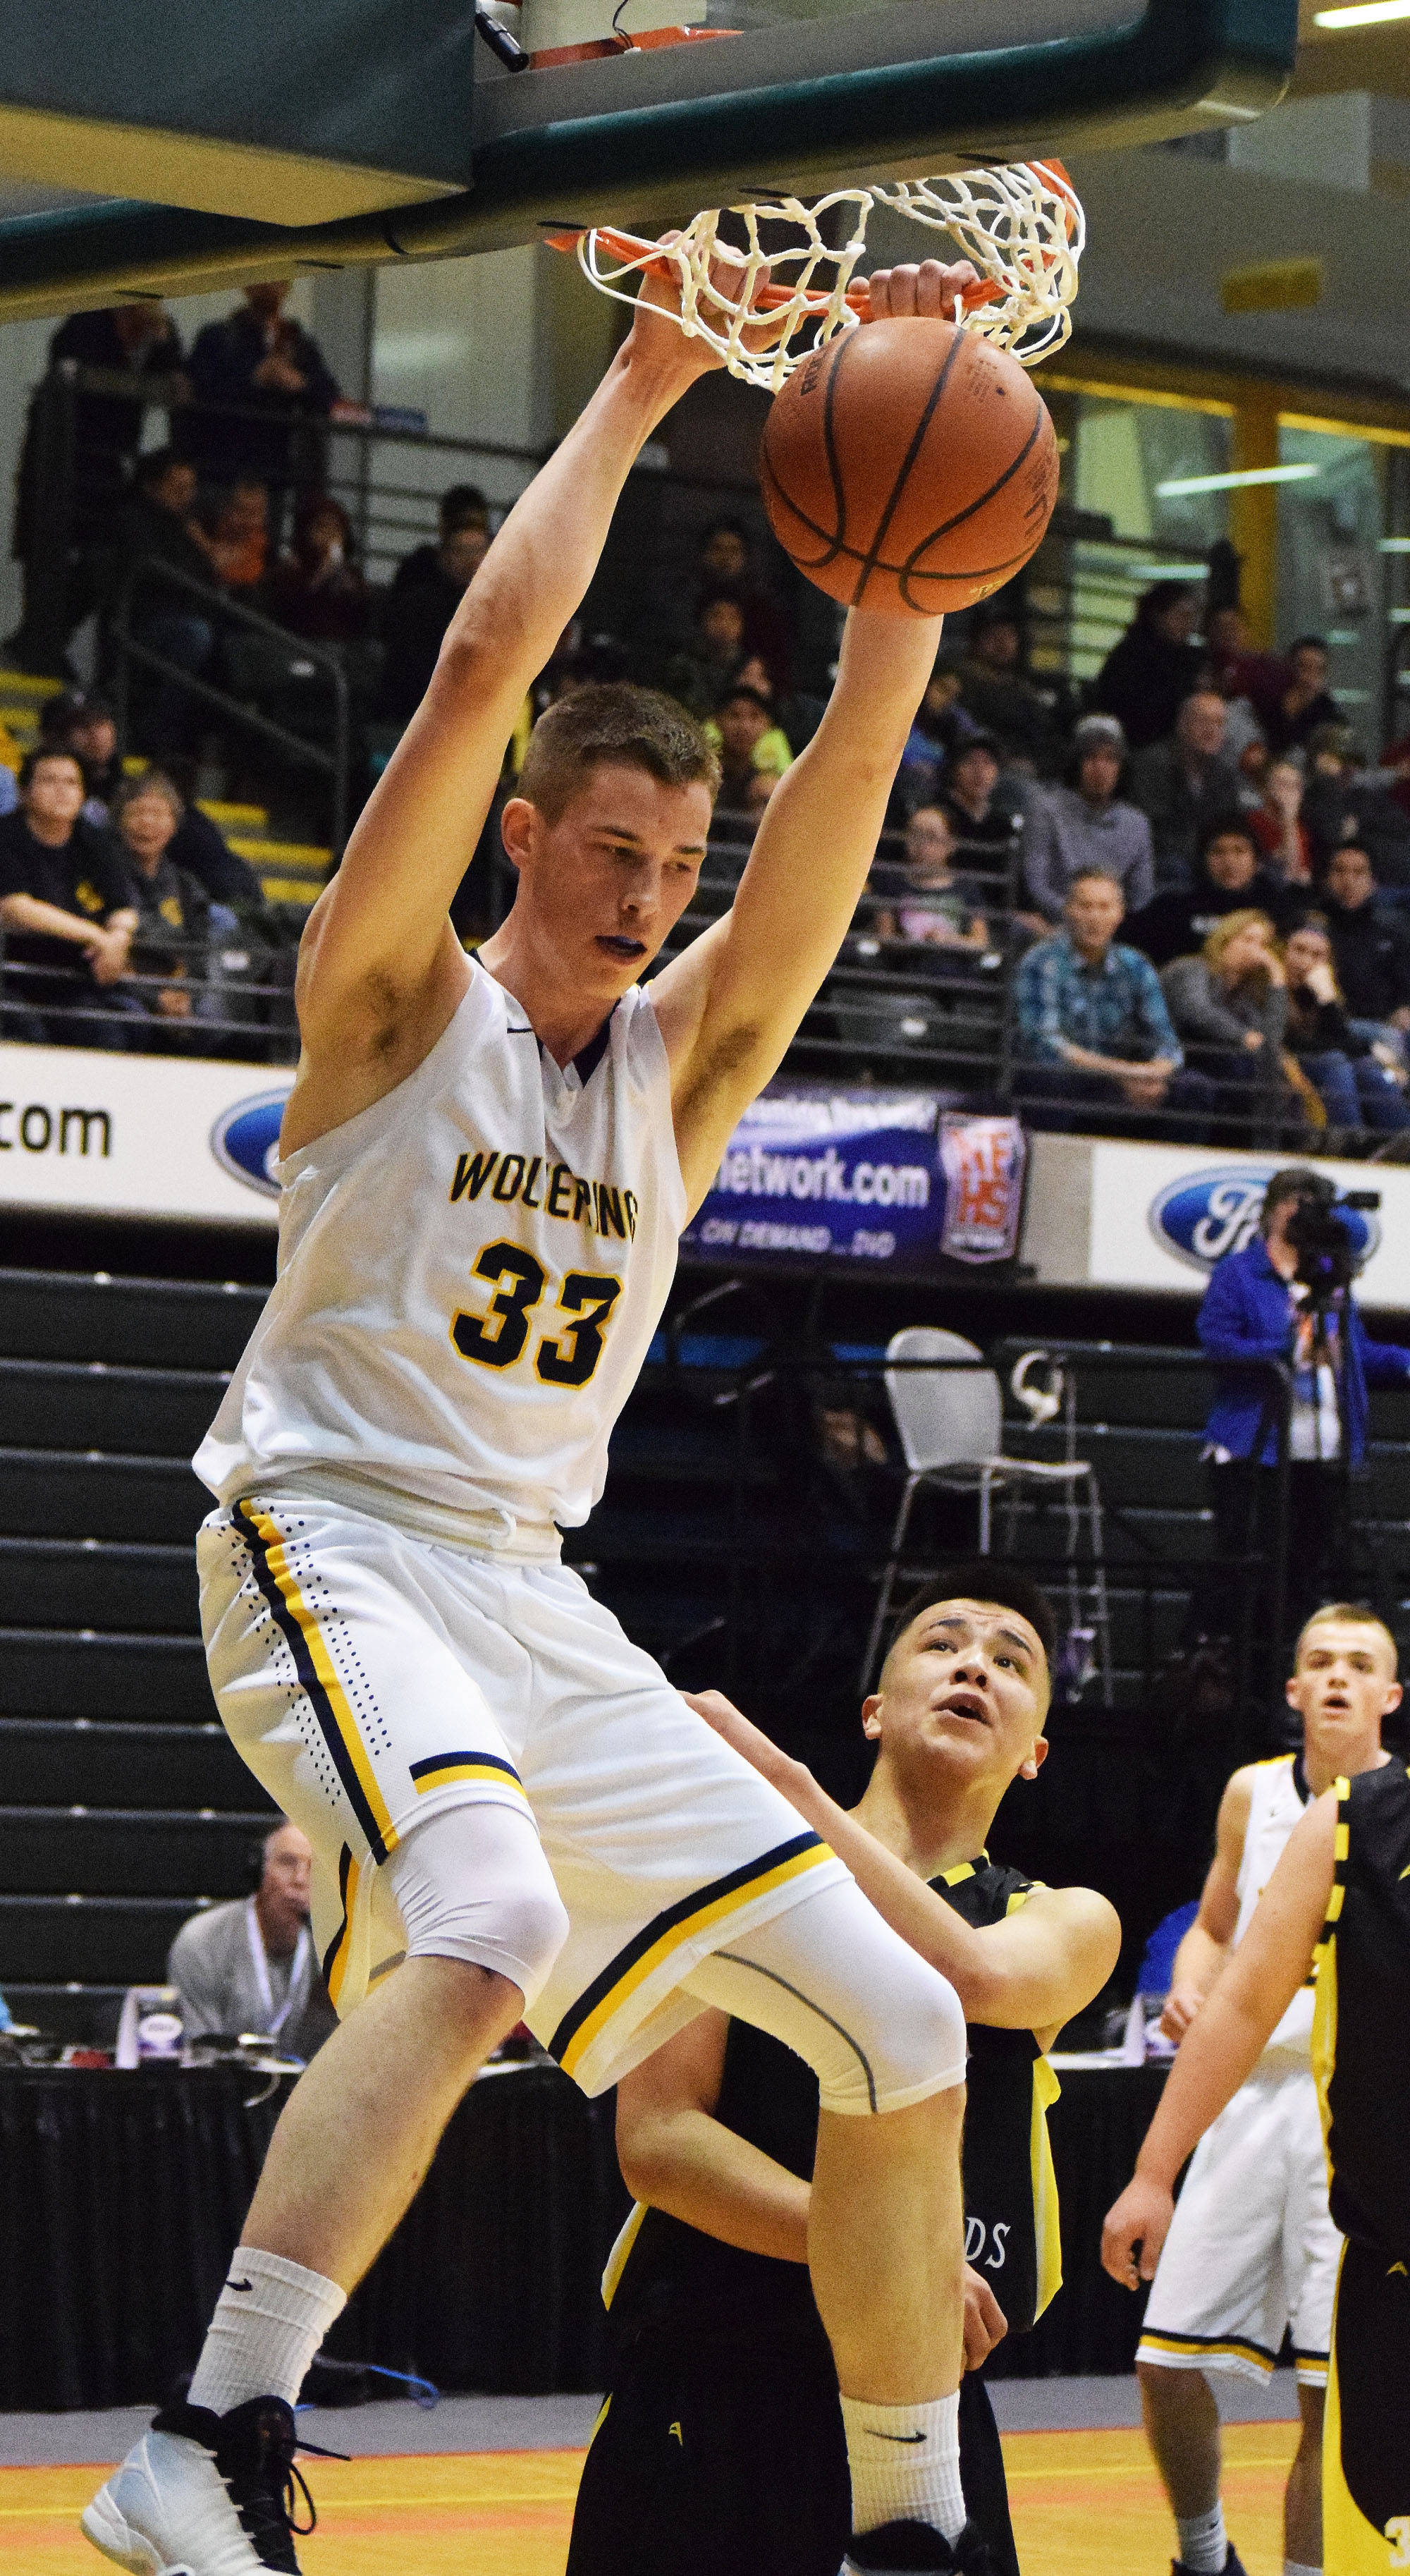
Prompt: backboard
<box><xmin>0</xmin><ymin>0</ymin><xmax>1299</xmax><ymax>321</ymax></box>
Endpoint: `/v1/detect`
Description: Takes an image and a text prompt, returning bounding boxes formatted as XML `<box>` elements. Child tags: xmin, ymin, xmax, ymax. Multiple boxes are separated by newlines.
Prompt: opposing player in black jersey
<box><xmin>568</xmin><ymin>1568</ymin><xmax>1121</xmax><ymax>2575</ymax></box>
<box><xmin>1103</xmin><ymin>1606</ymin><xmax>1410</xmax><ymax>2576</ymax></box>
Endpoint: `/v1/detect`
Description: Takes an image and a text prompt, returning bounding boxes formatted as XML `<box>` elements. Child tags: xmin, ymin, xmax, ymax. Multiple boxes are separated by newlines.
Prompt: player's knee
<box><xmin>856</xmin><ymin>1958</ymin><xmax>967</xmax><ymax>2116</ymax></box>
<box><xmin>387</xmin><ymin>1802</ymin><xmax>569</xmax><ymax>2007</ymax></box>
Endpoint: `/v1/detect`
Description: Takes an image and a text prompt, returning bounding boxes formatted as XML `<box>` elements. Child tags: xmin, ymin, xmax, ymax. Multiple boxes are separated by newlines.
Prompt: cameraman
<box><xmin>1196</xmin><ymin>1166</ymin><xmax>1410</xmax><ymax>1646</ymax></box>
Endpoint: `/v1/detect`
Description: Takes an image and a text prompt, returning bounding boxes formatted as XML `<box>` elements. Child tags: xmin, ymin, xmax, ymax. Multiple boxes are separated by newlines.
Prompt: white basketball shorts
<box><xmin>1138</xmin><ymin>2053</ymin><xmax>1342</xmax><ymax>2386</ymax></box>
<box><xmin>197</xmin><ymin>1491</ymin><xmax>850</xmax><ymax>2096</ymax></box>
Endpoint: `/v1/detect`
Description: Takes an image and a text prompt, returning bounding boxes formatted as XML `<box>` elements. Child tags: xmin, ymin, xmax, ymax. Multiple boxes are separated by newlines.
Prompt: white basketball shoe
<box><xmin>82</xmin><ymin>2395</ymin><xmax>324</xmax><ymax>2574</ymax></box>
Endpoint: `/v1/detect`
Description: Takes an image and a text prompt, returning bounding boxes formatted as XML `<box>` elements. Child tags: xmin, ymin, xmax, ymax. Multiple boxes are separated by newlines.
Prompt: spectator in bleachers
<box><xmin>1129</xmin><ymin>690</ymin><xmax>1242</xmax><ymax>889</ymax></box>
<box><xmin>1023</xmin><ymin>714</ymin><xmax>1154</xmax><ymax>925</ymax></box>
<box><xmin>664</xmin><ymin>589</ymin><xmax>748</xmax><ymax>720</ymax></box>
<box><xmin>167</xmin><ymin>1819</ymin><xmax>337</xmax><ymax>2065</ymax></box>
<box><xmin>1318</xmin><ymin>846</ymin><xmax>1410</xmax><ymax>1053</ymax></box>
<box><xmin>9</xmin><ymin>301</ymin><xmax>185</xmax><ymax>669</ymax></box>
<box><xmin>111</xmin><ymin>770</ymin><xmax>216</xmax><ymax>1046</ymax></box>
<box><xmin>1246</xmin><ymin>754</ymin><xmax>1313</xmax><ymax>887</ymax></box>
<box><xmin>1281</xmin><ymin>915</ymin><xmax>1410</xmax><ymax>1136</ymax></box>
<box><xmin>266</xmin><ymin>493</ymin><xmax>370</xmax><ymax>644</ymax></box>
<box><xmin>1204</xmin><ymin>604</ymin><xmax>1287</xmax><ymax>738</ymax></box>
<box><xmin>705</xmin><ymin>681</ymin><xmax>792</xmax><ymax>809</ymax></box>
<box><xmin>1013</xmin><ymin>869</ymin><xmax>1212</xmax><ymax>1132</ymax></box>
<box><xmin>893</xmin><ymin>657</ymin><xmax>979</xmax><ymax>813</ymax></box>
<box><xmin>871</xmin><ymin>805</ymin><xmax>989</xmax><ymax>956</ymax></box>
<box><xmin>202</xmin><ymin>474</ymin><xmax>271</xmax><ymax>599</ymax></box>
<box><xmin>183</xmin><ymin>283</ymin><xmax>339</xmax><ymax>511</ymax></box>
<box><xmin>1127</xmin><ymin>816</ymin><xmax>1296</xmax><ymax>970</ymax></box>
<box><xmin>376</xmin><ymin>486</ymin><xmax>490</xmax><ymax>725</ymax></box>
<box><xmin>939</xmin><ymin>731</ymin><xmax>1021</xmax><ymax>863</ymax></box>
<box><xmin>694</xmin><ymin>518</ymin><xmax>792</xmax><ymax>689</ymax></box>
<box><xmin>1303</xmin><ymin>725</ymin><xmax>1410</xmax><ymax>886</ymax></box>
<box><xmin>1265</xmin><ymin>634</ymin><xmax>1340</xmax><ymax>757</ymax></box>
<box><xmin>1196</xmin><ymin>1166</ymin><xmax>1410</xmax><ymax>1634</ymax></box>
<box><xmin>1160</xmin><ymin>910</ymin><xmax>1290</xmax><ymax>1133</ymax></box>
<box><xmin>954</xmin><ymin>603</ymin><xmax>1060</xmax><ymax>774</ymax></box>
<box><xmin>115</xmin><ymin>449</ymin><xmax>222</xmax><ymax>754</ymax></box>
<box><xmin>40</xmin><ymin>690</ymin><xmax>121</xmax><ymax>821</ymax></box>
<box><xmin>1092</xmin><ymin>580</ymin><xmax>1206</xmax><ymax>751</ymax></box>
<box><xmin>0</xmin><ymin>747</ymin><xmax>140</xmax><ymax>1044</ymax></box>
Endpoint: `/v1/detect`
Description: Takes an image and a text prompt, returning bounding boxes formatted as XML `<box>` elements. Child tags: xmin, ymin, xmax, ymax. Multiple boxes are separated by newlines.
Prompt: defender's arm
<box><xmin>686</xmin><ymin>1691</ymin><xmax>1120</xmax><ymax>2034</ymax></box>
<box><xmin>1101</xmin><ymin>1790</ymin><xmax>1335</xmax><ymax>2290</ymax></box>
<box><xmin>1159</xmin><ymin>1769</ymin><xmax>1251</xmax><ymax>2040</ymax></box>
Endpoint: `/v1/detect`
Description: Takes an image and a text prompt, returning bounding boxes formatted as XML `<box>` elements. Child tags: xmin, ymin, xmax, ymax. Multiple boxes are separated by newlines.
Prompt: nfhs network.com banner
<box><xmin>683</xmin><ymin>1085</ymin><xmax>1027</xmax><ymax>1270</ymax></box>
<box><xmin>0</xmin><ymin>1046</ymin><xmax>1028</xmax><ymax>1273</ymax></box>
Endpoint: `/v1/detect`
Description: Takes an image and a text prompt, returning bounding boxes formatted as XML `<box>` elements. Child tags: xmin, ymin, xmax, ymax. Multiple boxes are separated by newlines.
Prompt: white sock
<box><xmin>840</xmin><ymin>2390</ymin><xmax>965</xmax><ymax>2544</ymax></box>
<box><xmin>187</xmin><ymin>2247</ymin><xmax>346</xmax><ymax>2417</ymax></box>
<box><xmin>1284</xmin><ymin>2561</ymin><xmax>1320</xmax><ymax>2575</ymax></box>
<box><xmin>1175</xmin><ymin>2503</ymin><xmax>1228</xmax><ymax>2574</ymax></box>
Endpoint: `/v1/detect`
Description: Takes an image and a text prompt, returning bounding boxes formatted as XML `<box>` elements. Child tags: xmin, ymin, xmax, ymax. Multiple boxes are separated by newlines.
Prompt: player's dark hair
<box><xmin>519</xmin><ymin>683</ymin><xmax>721</xmax><ymax>820</ymax></box>
<box><xmin>885</xmin><ymin>1563</ymin><xmax>1057</xmax><ymax>1666</ymax></box>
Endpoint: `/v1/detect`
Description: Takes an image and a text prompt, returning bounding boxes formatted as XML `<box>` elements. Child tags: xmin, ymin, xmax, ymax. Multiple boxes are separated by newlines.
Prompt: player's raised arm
<box><xmin>1158</xmin><ymin>1768</ymin><xmax>1251</xmax><ymax>2041</ymax></box>
<box><xmin>1101</xmin><ymin>1789</ymin><xmax>1337</xmax><ymax>2290</ymax></box>
<box><xmin>686</xmin><ymin>1690</ymin><xmax>1120</xmax><ymax>2035</ymax></box>
<box><xmin>295</xmin><ymin>293</ymin><xmax>716</xmax><ymax>1063</ymax></box>
<box><xmin>649</xmin><ymin>260</ymin><xmax>976</xmax><ymax>1212</ymax></box>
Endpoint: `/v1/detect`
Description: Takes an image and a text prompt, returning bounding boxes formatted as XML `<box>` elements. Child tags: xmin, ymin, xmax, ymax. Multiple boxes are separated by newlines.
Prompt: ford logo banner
<box><xmin>1149</xmin><ymin>1165</ymin><xmax>1382</xmax><ymax>1277</ymax></box>
<box><xmin>210</xmin><ymin>1090</ymin><xmax>289</xmax><ymax>1199</ymax></box>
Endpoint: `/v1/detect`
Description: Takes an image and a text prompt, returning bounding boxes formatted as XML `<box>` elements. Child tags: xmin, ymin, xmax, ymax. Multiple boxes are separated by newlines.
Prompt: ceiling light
<box><xmin>1155</xmin><ymin>465</ymin><xmax>1321</xmax><ymax>496</ymax></box>
<box><xmin>1314</xmin><ymin>1</ymin><xmax>1410</xmax><ymax>24</ymax></box>
<box><xmin>1381</xmin><ymin>538</ymin><xmax>1410</xmax><ymax>554</ymax></box>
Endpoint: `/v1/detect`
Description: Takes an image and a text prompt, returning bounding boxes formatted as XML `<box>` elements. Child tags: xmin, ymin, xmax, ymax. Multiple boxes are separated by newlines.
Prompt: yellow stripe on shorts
<box><xmin>235</xmin><ymin>1498</ymin><xmax>399</xmax><ymax>1867</ymax></box>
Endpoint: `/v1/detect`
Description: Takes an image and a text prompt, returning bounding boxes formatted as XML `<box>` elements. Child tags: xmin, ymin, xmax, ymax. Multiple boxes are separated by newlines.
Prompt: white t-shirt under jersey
<box><xmin>1233</xmin><ymin>1752</ymin><xmax>1315</xmax><ymax>2056</ymax></box>
<box><xmin>195</xmin><ymin>963</ymin><xmax>686</xmax><ymax>1547</ymax></box>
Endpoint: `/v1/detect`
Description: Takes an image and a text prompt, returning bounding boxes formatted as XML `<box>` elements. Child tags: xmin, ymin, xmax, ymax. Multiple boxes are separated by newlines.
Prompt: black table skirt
<box><xmin>0</xmin><ymin>2058</ymin><xmax>1164</xmax><ymax>2412</ymax></box>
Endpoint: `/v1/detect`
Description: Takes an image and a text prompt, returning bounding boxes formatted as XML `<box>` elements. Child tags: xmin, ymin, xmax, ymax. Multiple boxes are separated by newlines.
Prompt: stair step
<box><xmin>0</xmin><ymin>669</ymin><xmax>63</xmax><ymax>700</ymax></box>
<box><xmin>0</xmin><ymin>1806</ymin><xmax>274</xmax><ymax>1896</ymax></box>
<box><xmin>0</xmin><ymin>1268</ymin><xmax>264</xmax><ymax>1369</ymax></box>
<box><xmin>0</xmin><ymin>1893</ymin><xmax>207</xmax><ymax>1984</ymax></box>
<box><xmin>0</xmin><ymin>1357</ymin><xmax>227</xmax><ymax>1456</ymax></box>
<box><xmin>0</xmin><ymin>1719</ymin><xmax>260</xmax><ymax>1809</ymax></box>
<box><xmin>197</xmin><ymin>800</ymin><xmax>269</xmax><ymax>829</ymax></box>
<box><xmin>0</xmin><ymin>1537</ymin><xmax>199</xmax><ymax>1633</ymax></box>
<box><xmin>0</xmin><ymin>1626</ymin><xmax>213</xmax><ymax>1720</ymax></box>
<box><xmin>0</xmin><ymin>1450</ymin><xmax>209</xmax><ymax>1542</ymax></box>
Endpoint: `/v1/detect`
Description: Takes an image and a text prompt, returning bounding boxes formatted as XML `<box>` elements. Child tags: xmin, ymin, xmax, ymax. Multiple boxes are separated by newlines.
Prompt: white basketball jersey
<box><xmin>195</xmin><ymin>964</ymin><xmax>685</xmax><ymax>1545</ymax></box>
<box><xmin>1233</xmin><ymin>1754</ymin><xmax>1314</xmax><ymax>2055</ymax></box>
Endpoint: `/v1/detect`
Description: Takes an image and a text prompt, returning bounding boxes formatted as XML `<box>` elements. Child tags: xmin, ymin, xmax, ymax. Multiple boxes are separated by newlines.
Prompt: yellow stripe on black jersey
<box><xmin>1312</xmin><ymin>1759</ymin><xmax>1410</xmax><ymax>2259</ymax></box>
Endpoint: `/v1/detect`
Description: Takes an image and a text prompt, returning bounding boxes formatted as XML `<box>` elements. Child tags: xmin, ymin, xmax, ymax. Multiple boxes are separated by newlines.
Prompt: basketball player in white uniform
<box><xmin>1122</xmin><ymin>1608</ymin><xmax>1399</xmax><ymax>2576</ymax></box>
<box><xmin>82</xmin><ymin>260</ymin><xmax>1000</xmax><ymax>2576</ymax></box>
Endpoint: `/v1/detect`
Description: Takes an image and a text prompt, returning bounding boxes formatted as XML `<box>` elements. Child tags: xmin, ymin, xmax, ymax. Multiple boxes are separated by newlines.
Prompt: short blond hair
<box><xmin>1295</xmin><ymin>1602</ymin><xmax>1399</xmax><ymax>1673</ymax></box>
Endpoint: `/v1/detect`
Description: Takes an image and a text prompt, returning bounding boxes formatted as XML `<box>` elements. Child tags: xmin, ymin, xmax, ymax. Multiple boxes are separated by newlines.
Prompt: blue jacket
<box><xmin>1197</xmin><ymin>1238</ymin><xmax>1410</xmax><ymax>1467</ymax></box>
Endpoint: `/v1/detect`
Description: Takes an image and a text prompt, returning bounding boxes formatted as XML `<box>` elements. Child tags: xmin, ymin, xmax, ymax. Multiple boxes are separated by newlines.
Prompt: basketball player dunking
<box><xmin>84</xmin><ymin>259</ymin><xmax>999</xmax><ymax>2576</ymax></box>
<box><xmin>1105</xmin><ymin>1606</ymin><xmax>1410</xmax><ymax>2576</ymax></box>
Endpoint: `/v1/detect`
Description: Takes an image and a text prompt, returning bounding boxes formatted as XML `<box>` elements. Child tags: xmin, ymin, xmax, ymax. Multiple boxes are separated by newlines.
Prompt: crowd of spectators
<box><xmin>8</xmin><ymin>294</ymin><xmax>1410</xmax><ymax>1144</ymax></box>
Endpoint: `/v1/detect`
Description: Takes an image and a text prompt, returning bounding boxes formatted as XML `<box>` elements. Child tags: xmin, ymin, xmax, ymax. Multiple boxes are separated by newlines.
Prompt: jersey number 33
<box><xmin>450</xmin><ymin>1238</ymin><xmax>623</xmax><ymax>1388</ymax></box>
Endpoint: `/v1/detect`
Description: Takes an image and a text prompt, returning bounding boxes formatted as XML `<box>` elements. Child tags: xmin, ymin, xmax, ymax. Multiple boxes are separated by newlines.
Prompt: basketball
<box><xmin>758</xmin><ymin>316</ymin><xmax>1060</xmax><ymax>617</ymax></box>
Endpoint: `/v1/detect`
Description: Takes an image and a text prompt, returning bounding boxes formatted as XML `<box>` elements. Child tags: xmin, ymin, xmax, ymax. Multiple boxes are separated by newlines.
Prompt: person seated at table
<box><xmin>1280</xmin><ymin>914</ymin><xmax>1410</xmax><ymax>1138</ymax></box>
<box><xmin>167</xmin><ymin>1820</ymin><xmax>337</xmax><ymax>2066</ymax></box>
<box><xmin>1013</xmin><ymin>869</ymin><xmax>1214</xmax><ymax>1136</ymax></box>
<box><xmin>567</xmin><ymin>1565</ymin><xmax>1120</xmax><ymax>2576</ymax></box>
<box><xmin>1160</xmin><ymin>911</ymin><xmax>1292</xmax><ymax>1138</ymax></box>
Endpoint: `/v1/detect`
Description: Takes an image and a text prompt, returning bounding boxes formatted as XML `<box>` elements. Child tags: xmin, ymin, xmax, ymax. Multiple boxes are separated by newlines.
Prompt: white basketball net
<box><xmin>553</xmin><ymin>158</ymin><xmax>1082</xmax><ymax>394</ymax></box>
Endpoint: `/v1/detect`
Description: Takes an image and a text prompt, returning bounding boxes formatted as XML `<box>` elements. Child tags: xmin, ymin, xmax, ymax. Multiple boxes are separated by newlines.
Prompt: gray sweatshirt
<box><xmin>1023</xmin><ymin>784</ymin><xmax>1156</xmax><ymax>922</ymax></box>
<box><xmin>1160</xmin><ymin>956</ymin><xmax>1288</xmax><ymax>1083</ymax></box>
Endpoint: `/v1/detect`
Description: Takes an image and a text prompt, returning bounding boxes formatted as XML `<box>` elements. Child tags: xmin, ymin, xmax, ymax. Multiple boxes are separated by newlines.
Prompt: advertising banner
<box><xmin>1084</xmin><ymin>1139</ymin><xmax>1410</xmax><ymax>1307</ymax></box>
<box><xmin>0</xmin><ymin>1042</ymin><xmax>291</xmax><ymax>1228</ymax></box>
<box><xmin>680</xmin><ymin>1082</ymin><xmax>1026</xmax><ymax>1271</ymax></box>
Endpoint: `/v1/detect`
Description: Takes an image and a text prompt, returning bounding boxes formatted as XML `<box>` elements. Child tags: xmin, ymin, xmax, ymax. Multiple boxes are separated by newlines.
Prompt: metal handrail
<box><xmin>111</xmin><ymin>556</ymin><xmax>350</xmax><ymax>857</ymax></box>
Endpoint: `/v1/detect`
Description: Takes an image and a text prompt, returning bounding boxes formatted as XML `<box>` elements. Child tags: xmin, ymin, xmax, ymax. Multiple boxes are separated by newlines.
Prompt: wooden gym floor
<box><xmin>1</xmin><ymin>2419</ymin><xmax>1300</xmax><ymax>2572</ymax></box>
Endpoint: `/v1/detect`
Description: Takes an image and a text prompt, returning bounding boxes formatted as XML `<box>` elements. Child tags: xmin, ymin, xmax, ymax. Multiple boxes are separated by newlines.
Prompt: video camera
<box><xmin>1282</xmin><ymin>1175</ymin><xmax>1381</xmax><ymax>1302</ymax></box>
